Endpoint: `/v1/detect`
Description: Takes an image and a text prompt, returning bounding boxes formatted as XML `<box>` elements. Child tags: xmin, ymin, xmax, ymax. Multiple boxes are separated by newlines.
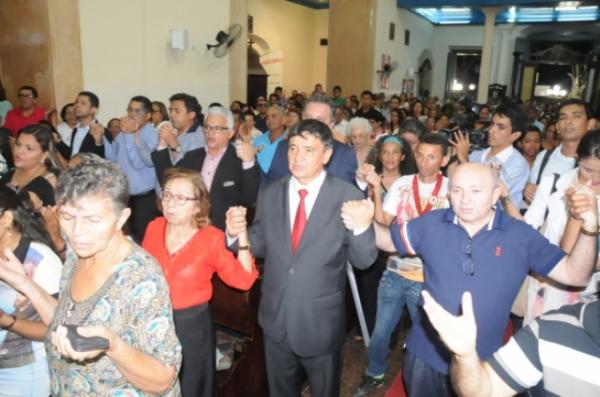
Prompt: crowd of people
<box><xmin>0</xmin><ymin>78</ymin><xmax>599</xmax><ymax>397</ymax></box>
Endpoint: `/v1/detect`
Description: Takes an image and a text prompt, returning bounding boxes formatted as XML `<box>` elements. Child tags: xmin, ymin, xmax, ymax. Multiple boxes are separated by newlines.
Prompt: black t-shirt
<box><xmin>1</xmin><ymin>169</ymin><xmax>55</xmax><ymax>206</ymax></box>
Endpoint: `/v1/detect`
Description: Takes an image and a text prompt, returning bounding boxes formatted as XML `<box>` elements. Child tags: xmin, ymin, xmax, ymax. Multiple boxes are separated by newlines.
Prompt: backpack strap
<box><xmin>535</xmin><ymin>148</ymin><xmax>554</xmax><ymax>185</ymax></box>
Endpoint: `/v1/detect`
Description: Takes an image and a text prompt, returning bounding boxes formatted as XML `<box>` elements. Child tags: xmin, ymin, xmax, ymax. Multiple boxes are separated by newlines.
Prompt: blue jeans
<box><xmin>366</xmin><ymin>270</ymin><xmax>422</xmax><ymax>376</ymax></box>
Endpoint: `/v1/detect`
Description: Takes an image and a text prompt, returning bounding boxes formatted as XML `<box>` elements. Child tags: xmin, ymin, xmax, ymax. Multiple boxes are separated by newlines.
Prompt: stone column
<box><xmin>476</xmin><ymin>7</ymin><xmax>499</xmax><ymax>104</ymax></box>
<box><xmin>327</xmin><ymin>0</ymin><xmax>377</xmax><ymax>95</ymax></box>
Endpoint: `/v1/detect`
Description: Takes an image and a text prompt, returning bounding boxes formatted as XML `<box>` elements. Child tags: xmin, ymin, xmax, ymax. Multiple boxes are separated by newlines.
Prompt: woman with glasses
<box><xmin>143</xmin><ymin>168</ymin><xmax>258</xmax><ymax>397</ymax></box>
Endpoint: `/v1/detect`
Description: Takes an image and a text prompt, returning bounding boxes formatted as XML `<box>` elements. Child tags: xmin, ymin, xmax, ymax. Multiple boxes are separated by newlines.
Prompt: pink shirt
<box><xmin>201</xmin><ymin>147</ymin><xmax>227</xmax><ymax>191</ymax></box>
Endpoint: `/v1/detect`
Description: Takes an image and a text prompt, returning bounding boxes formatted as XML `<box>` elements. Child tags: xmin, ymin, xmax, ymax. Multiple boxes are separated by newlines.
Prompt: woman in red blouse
<box><xmin>143</xmin><ymin>168</ymin><xmax>258</xmax><ymax>397</ymax></box>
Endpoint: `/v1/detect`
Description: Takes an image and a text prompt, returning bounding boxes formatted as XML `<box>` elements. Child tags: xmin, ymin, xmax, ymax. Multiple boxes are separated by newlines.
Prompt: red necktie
<box><xmin>291</xmin><ymin>189</ymin><xmax>308</xmax><ymax>254</ymax></box>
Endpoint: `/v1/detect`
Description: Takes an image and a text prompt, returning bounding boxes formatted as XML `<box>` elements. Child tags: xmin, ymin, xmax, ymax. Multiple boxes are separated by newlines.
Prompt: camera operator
<box><xmin>449</xmin><ymin>103</ymin><xmax>529</xmax><ymax>208</ymax></box>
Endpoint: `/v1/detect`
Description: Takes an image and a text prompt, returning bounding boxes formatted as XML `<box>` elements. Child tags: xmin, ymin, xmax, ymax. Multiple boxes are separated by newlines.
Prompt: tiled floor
<box><xmin>302</xmin><ymin>328</ymin><xmax>407</xmax><ymax>397</ymax></box>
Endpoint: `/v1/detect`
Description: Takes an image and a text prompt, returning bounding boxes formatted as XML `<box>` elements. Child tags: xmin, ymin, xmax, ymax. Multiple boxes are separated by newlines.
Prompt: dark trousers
<box><xmin>128</xmin><ymin>190</ymin><xmax>160</xmax><ymax>243</ymax></box>
<box><xmin>264</xmin><ymin>335</ymin><xmax>343</xmax><ymax>397</ymax></box>
<box><xmin>403</xmin><ymin>349</ymin><xmax>456</xmax><ymax>397</ymax></box>
<box><xmin>173</xmin><ymin>304</ymin><xmax>215</xmax><ymax>397</ymax></box>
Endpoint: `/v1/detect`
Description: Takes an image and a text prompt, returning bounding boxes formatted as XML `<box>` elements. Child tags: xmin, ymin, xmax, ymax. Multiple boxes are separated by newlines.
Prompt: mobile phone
<box><xmin>65</xmin><ymin>324</ymin><xmax>109</xmax><ymax>352</ymax></box>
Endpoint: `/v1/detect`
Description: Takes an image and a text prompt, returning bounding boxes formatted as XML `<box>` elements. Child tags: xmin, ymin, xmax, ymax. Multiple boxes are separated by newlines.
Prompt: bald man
<box><xmin>375</xmin><ymin>163</ymin><xmax>598</xmax><ymax>397</ymax></box>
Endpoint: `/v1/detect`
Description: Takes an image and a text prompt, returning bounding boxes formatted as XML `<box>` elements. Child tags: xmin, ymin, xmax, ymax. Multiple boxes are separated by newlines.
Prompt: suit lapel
<box><xmin>210</xmin><ymin>145</ymin><xmax>233</xmax><ymax>192</ymax></box>
<box><xmin>280</xmin><ymin>177</ymin><xmax>293</xmax><ymax>259</ymax></box>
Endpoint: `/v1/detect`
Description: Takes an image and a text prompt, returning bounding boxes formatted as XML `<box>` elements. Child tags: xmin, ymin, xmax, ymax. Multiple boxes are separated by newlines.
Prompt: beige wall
<box><xmin>327</xmin><ymin>0</ymin><xmax>376</xmax><ymax>97</ymax></box>
<box><xmin>78</xmin><ymin>0</ymin><xmax>230</xmax><ymax>122</ymax></box>
<box><xmin>248</xmin><ymin>0</ymin><xmax>328</xmax><ymax>95</ymax></box>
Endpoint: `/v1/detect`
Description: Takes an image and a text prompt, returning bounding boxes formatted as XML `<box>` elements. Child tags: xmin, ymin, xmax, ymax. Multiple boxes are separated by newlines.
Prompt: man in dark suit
<box><xmin>226</xmin><ymin>119</ymin><xmax>377</xmax><ymax>396</ymax></box>
<box><xmin>152</xmin><ymin>106</ymin><xmax>259</xmax><ymax>230</ymax></box>
<box><xmin>265</xmin><ymin>95</ymin><xmax>358</xmax><ymax>186</ymax></box>
<box><xmin>55</xmin><ymin>91</ymin><xmax>107</xmax><ymax>160</ymax></box>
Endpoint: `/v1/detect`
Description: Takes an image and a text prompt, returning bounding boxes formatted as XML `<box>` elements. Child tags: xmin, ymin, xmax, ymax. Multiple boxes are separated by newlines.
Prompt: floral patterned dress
<box><xmin>45</xmin><ymin>245</ymin><xmax>182</xmax><ymax>396</ymax></box>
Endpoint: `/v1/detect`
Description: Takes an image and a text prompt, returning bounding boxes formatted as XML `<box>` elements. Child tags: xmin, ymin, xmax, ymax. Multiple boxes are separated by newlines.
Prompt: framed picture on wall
<box><xmin>402</xmin><ymin>79</ymin><xmax>415</xmax><ymax>96</ymax></box>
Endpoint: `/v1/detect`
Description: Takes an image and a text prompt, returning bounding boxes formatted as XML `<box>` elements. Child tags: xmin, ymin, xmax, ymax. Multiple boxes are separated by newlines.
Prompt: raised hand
<box><xmin>566</xmin><ymin>182</ymin><xmax>598</xmax><ymax>229</ymax></box>
<box><xmin>448</xmin><ymin>131</ymin><xmax>470</xmax><ymax>163</ymax></box>
<box><xmin>341</xmin><ymin>199</ymin><xmax>374</xmax><ymax>231</ymax></box>
<box><xmin>0</xmin><ymin>248</ymin><xmax>29</xmax><ymax>292</ymax></box>
<box><xmin>356</xmin><ymin>163</ymin><xmax>375</xmax><ymax>184</ymax></box>
<box><xmin>158</xmin><ymin>122</ymin><xmax>178</xmax><ymax>149</ymax></box>
<box><xmin>89</xmin><ymin>122</ymin><xmax>105</xmax><ymax>145</ymax></box>
<box><xmin>226</xmin><ymin>206</ymin><xmax>248</xmax><ymax>238</ymax></box>
<box><xmin>234</xmin><ymin>139</ymin><xmax>256</xmax><ymax>162</ymax></box>
<box><xmin>119</xmin><ymin>116</ymin><xmax>139</xmax><ymax>134</ymax></box>
<box><xmin>422</xmin><ymin>290</ymin><xmax>477</xmax><ymax>357</ymax></box>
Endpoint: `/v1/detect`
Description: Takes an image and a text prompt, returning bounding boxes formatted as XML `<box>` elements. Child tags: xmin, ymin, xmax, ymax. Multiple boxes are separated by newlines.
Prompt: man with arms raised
<box><xmin>353</xmin><ymin>133</ymin><xmax>450</xmax><ymax>396</ymax></box>
<box><xmin>227</xmin><ymin>119</ymin><xmax>377</xmax><ymax>396</ymax></box>
<box><xmin>152</xmin><ymin>106</ymin><xmax>258</xmax><ymax>231</ymax></box>
<box><xmin>451</xmin><ymin>104</ymin><xmax>529</xmax><ymax>208</ymax></box>
<box><xmin>375</xmin><ymin>163</ymin><xmax>597</xmax><ymax>396</ymax></box>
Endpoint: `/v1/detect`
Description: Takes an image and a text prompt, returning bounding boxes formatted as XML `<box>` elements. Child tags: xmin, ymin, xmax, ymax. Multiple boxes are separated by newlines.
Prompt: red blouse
<box><xmin>142</xmin><ymin>217</ymin><xmax>258</xmax><ymax>310</ymax></box>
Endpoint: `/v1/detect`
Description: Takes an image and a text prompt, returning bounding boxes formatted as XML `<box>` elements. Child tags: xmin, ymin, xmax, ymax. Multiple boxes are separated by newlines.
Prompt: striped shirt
<box><xmin>489</xmin><ymin>300</ymin><xmax>600</xmax><ymax>396</ymax></box>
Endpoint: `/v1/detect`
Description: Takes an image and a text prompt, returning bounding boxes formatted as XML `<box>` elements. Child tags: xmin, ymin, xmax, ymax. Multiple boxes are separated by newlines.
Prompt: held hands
<box><xmin>226</xmin><ymin>206</ymin><xmax>248</xmax><ymax>238</ymax></box>
<box><xmin>119</xmin><ymin>116</ymin><xmax>139</xmax><ymax>134</ymax></box>
<box><xmin>356</xmin><ymin>163</ymin><xmax>375</xmax><ymax>184</ymax></box>
<box><xmin>448</xmin><ymin>131</ymin><xmax>470</xmax><ymax>163</ymax></box>
<box><xmin>566</xmin><ymin>182</ymin><xmax>598</xmax><ymax>229</ymax></box>
<box><xmin>341</xmin><ymin>199</ymin><xmax>374</xmax><ymax>231</ymax></box>
<box><xmin>422</xmin><ymin>290</ymin><xmax>477</xmax><ymax>357</ymax></box>
<box><xmin>158</xmin><ymin>123</ymin><xmax>178</xmax><ymax>149</ymax></box>
<box><xmin>89</xmin><ymin>122</ymin><xmax>105</xmax><ymax>145</ymax></box>
<box><xmin>52</xmin><ymin>324</ymin><xmax>116</xmax><ymax>362</ymax></box>
<box><xmin>234</xmin><ymin>139</ymin><xmax>256</xmax><ymax>162</ymax></box>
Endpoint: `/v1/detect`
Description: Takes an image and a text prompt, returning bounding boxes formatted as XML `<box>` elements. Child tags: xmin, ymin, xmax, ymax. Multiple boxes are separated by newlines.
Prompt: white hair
<box><xmin>349</xmin><ymin>117</ymin><xmax>372</xmax><ymax>135</ymax></box>
<box><xmin>206</xmin><ymin>106</ymin><xmax>234</xmax><ymax>129</ymax></box>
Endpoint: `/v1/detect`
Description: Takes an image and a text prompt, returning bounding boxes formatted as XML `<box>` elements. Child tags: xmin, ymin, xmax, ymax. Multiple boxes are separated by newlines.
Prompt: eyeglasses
<box><xmin>461</xmin><ymin>239</ymin><xmax>474</xmax><ymax>276</ymax></box>
<box><xmin>160</xmin><ymin>191</ymin><xmax>198</xmax><ymax>205</ymax></box>
<box><xmin>204</xmin><ymin>125</ymin><xmax>229</xmax><ymax>134</ymax></box>
<box><xmin>127</xmin><ymin>107</ymin><xmax>146</xmax><ymax>114</ymax></box>
<box><xmin>18</xmin><ymin>94</ymin><xmax>33</xmax><ymax>99</ymax></box>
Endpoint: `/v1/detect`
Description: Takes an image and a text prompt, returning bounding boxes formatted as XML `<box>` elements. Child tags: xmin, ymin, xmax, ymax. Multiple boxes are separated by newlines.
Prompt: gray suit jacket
<box><xmin>249</xmin><ymin>173</ymin><xmax>377</xmax><ymax>357</ymax></box>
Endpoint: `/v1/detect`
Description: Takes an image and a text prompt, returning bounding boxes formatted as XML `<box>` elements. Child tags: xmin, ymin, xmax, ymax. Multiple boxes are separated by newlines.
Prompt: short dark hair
<box><xmin>398</xmin><ymin>119</ymin><xmax>426</xmax><ymax>138</ymax></box>
<box><xmin>169</xmin><ymin>93</ymin><xmax>201</xmax><ymax>121</ymax></box>
<box><xmin>288</xmin><ymin>119</ymin><xmax>332</xmax><ymax>149</ymax></box>
<box><xmin>60</xmin><ymin>103</ymin><xmax>74</xmax><ymax>122</ymax></box>
<box><xmin>493</xmin><ymin>104</ymin><xmax>527</xmax><ymax>135</ymax></box>
<box><xmin>390</xmin><ymin>95</ymin><xmax>401</xmax><ymax>102</ymax></box>
<box><xmin>78</xmin><ymin>91</ymin><xmax>99</xmax><ymax>108</ymax></box>
<box><xmin>360</xmin><ymin>90</ymin><xmax>374</xmax><ymax>99</ymax></box>
<box><xmin>19</xmin><ymin>85</ymin><xmax>38</xmax><ymax>98</ymax></box>
<box><xmin>333</xmin><ymin>85</ymin><xmax>342</xmax><ymax>91</ymax></box>
<box><xmin>243</xmin><ymin>111</ymin><xmax>256</xmax><ymax>121</ymax></box>
<box><xmin>577</xmin><ymin>129</ymin><xmax>600</xmax><ymax>160</ymax></box>
<box><xmin>419</xmin><ymin>133</ymin><xmax>449</xmax><ymax>156</ymax></box>
<box><xmin>130</xmin><ymin>95</ymin><xmax>152</xmax><ymax>113</ymax></box>
<box><xmin>558</xmin><ymin>98</ymin><xmax>590</xmax><ymax>119</ymax></box>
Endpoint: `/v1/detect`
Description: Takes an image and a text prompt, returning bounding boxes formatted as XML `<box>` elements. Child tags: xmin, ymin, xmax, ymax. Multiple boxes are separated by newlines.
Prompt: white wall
<box><xmin>78</xmin><ymin>0</ymin><xmax>230</xmax><ymax>122</ymax></box>
<box><xmin>372</xmin><ymin>4</ymin><xmax>433</xmax><ymax>94</ymax></box>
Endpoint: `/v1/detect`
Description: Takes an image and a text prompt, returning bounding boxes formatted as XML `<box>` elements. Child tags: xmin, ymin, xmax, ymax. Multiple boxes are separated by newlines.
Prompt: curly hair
<box><xmin>161</xmin><ymin>168</ymin><xmax>211</xmax><ymax>228</ymax></box>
